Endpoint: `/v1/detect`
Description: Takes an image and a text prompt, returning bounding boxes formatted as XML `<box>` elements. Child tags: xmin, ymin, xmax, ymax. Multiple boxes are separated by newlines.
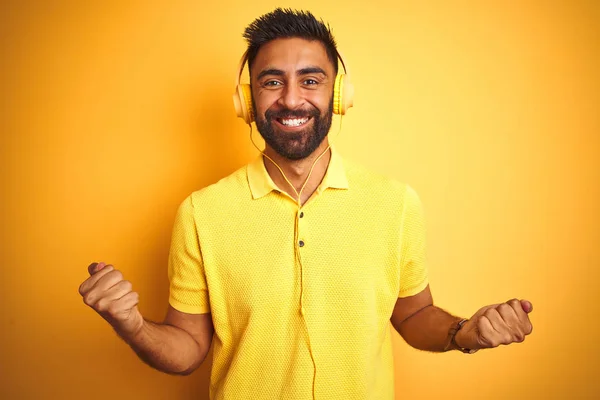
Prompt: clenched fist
<box><xmin>79</xmin><ymin>262</ymin><xmax>144</xmax><ymax>339</ymax></box>
<box><xmin>454</xmin><ymin>299</ymin><xmax>534</xmax><ymax>351</ymax></box>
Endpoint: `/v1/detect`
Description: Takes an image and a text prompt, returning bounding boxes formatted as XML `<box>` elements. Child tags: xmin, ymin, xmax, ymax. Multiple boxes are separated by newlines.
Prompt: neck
<box><xmin>262</xmin><ymin>139</ymin><xmax>331</xmax><ymax>205</ymax></box>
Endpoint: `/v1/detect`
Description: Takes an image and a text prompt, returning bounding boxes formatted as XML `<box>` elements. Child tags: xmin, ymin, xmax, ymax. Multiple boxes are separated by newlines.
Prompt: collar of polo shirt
<box><xmin>247</xmin><ymin>147</ymin><xmax>349</xmax><ymax>200</ymax></box>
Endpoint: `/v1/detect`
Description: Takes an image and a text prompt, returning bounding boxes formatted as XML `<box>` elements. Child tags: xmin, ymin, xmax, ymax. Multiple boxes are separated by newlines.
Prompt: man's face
<box><xmin>251</xmin><ymin>38</ymin><xmax>335</xmax><ymax>160</ymax></box>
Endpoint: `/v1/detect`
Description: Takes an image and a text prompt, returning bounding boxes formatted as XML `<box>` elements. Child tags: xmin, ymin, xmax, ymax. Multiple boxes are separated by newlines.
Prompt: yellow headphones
<box><xmin>233</xmin><ymin>49</ymin><xmax>354</xmax><ymax>124</ymax></box>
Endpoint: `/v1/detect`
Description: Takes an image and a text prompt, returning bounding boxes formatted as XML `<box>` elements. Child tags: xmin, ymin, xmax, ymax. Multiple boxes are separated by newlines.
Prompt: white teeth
<box><xmin>281</xmin><ymin>118</ymin><xmax>308</xmax><ymax>127</ymax></box>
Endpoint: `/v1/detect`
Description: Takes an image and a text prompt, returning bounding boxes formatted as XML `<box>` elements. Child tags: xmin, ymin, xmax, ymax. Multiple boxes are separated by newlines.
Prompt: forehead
<box><xmin>251</xmin><ymin>38</ymin><xmax>334</xmax><ymax>75</ymax></box>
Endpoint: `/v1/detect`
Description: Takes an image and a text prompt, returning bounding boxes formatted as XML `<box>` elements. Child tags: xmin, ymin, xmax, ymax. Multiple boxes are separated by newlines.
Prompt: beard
<box><xmin>254</xmin><ymin>99</ymin><xmax>333</xmax><ymax>161</ymax></box>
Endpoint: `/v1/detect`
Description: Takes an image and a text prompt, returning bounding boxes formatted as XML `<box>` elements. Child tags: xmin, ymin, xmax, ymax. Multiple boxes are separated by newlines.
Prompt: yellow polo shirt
<box><xmin>168</xmin><ymin>149</ymin><xmax>429</xmax><ymax>399</ymax></box>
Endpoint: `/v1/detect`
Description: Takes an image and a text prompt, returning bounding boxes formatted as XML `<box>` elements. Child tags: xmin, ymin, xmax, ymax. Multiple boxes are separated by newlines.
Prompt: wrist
<box><xmin>447</xmin><ymin>318</ymin><xmax>478</xmax><ymax>354</ymax></box>
<box><xmin>115</xmin><ymin>315</ymin><xmax>146</xmax><ymax>343</ymax></box>
<box><xmin>453</xmin><ymin>325</ymin><xmax>467</xmax><ymax>349</ymax></box>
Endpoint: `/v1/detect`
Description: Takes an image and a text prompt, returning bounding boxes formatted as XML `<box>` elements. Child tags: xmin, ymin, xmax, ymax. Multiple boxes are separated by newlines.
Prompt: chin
<box><xmin>257</xmin><ymin>118</ymin><xmax>329</xmax><ymax>161</ymax></box>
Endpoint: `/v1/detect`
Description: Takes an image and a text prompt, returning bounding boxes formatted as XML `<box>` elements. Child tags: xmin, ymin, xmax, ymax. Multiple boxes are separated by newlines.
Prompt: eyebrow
<box><xmin>257</xmin><ymin>66</ymin><xmax>328</xmax><ymax>81</ymax></box>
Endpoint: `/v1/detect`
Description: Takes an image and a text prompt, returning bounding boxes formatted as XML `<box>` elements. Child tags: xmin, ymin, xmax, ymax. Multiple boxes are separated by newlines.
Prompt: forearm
<box><xmin>394</xmin><ymin>305</ymin><xmax>462</xmax><ymax>352</ymax></box>
<box><xmin>120</xmin><ymin>319</ymin><xmax>209</xmax><ymax>375</ymax></box>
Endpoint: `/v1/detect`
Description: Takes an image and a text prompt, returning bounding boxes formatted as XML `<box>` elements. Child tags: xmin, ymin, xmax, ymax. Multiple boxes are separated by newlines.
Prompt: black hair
<box><xmin>242</xmin><ymin>8</ymin><xmax>338</xmax><ymax>75</ymax></box>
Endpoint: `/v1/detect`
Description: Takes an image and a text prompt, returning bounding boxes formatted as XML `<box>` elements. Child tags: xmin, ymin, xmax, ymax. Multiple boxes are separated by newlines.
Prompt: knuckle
<box><xmin>107</xmin><ymin>302</ymin><xmax>121</xmax><ymax>315</ymax></box>
<box><xmin>83</xmin><ymin>295</ymin><xmax>94</xmax><ymax>307</ymax></box>
<box><xmin>121</xmin><ymin>280</ymin><xmax>133</xmax><ymax>292</ymax></box>
<box><xmin>110</xmin><ymin>270</ymin><xmax>124</xmax><ymax>281</ymax></box>
<box><xmin>497</xmin><ymin>303</ymin><xmax>510</xmax><ymax>313</ymax></box>
<box><xmin>508</xmin><ymin>298</ymin><xmax>520</xmax><ymax>307</ymax></box>
<box><xmin>514</xmin><ymin>332</ymin><xmax>524</xmax><ymax>342</ymax></box>
<box><xmin>124</xmin><ymin>291</ymin><xmax>139</xmax><ymax>304</ymax></box>
<box><xmin>525</xmin><ymin>323</ymin><xmax>533</xmax><ymax>335</ymax></box>
<box><xmin>484</xmin><ymin>309</ymin><xmax>497</xmax><ymax>318</ymax></box>
<box><xmin>503</xmin><ymin>333</ymin><xmax>513</xmax><ymax>344</ymax></box>
<box><xmin>477</xmin><ymin>316</ymin><xmax>488</xmax><ymax>328</ymax></box>
<box><xmin>96</xmin><ymin>299</ymin><xmax>109</xmax><ymax>312</ymax></box>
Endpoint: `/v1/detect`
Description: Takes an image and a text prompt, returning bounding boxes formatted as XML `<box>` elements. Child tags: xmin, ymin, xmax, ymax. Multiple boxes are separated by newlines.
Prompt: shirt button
<box><xmin>299</xmin><ymin>240</ymin><xmax>305</xmax><ymax>247</ymax></box>
<box><xmin>299</xmin><ymin>212</ymin><xmax>304</xmax><ymax>218</ymax></box>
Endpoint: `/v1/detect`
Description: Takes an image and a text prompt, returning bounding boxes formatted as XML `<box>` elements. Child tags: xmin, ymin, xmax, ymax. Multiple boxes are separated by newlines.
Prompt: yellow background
<box><xmin>1</xmin><ymin>1</ymin><xmax>598</xmax><ymax>399</ymax></box>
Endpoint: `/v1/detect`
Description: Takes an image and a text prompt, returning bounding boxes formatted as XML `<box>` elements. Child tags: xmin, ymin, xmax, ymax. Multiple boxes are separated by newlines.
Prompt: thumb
<box><xmin>520</xmin><ymin>299</ymin><xmax>533</xmax><ymax>313</ymax></box>
<box><xmin>88</xmin><ymin>261</ymin><xmax>108</xmax><ymax>276</ymax></box>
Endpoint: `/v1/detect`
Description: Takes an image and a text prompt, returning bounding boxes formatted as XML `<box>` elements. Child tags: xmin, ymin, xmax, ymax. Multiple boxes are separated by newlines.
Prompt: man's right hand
<box><xmin>79</xmin><ymin>262</ymin><xmax>144</xmax><ymax>339</ymax></box>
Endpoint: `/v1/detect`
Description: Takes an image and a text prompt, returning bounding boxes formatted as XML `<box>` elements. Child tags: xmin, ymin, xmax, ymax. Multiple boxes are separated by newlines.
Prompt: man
<box><xmin>78</xmin><ymin>8</ymin><xmax>533</xmax><ymax>400</ymax></box>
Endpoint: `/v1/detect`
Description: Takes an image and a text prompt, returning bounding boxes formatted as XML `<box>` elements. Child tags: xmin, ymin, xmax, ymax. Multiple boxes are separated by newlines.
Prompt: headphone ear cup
<box><xmin>333</xmin><ymin>74</ymin><xmax>354</xmax><ymax>115</ymax></box>
<box><xmin>333</xmin><ymin>74</ymin><xmax>343</xmax><ymax>115</ymax></box>
<box><xmin>233</xmin><ymin>84</ymin><xmax>254</xmax><ymax>124</ymax></box>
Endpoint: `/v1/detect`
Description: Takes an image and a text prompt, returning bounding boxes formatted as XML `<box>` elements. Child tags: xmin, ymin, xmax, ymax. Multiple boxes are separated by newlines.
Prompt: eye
<box><xmin>303</xmin><ymin>79</ymin><xmax>318</xmax><ymax>85</ymax></box>
<box><xmin>263</xmin><ymin>80</ymin><xmax>282</xmax><ymax>87</ymax></box>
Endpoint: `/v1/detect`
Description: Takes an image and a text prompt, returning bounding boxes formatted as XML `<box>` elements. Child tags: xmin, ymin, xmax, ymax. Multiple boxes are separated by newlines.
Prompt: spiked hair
<box><xmin>242</xmin><ymin>8</ymin><xmax>339</xmax><ymax>74</ymax></box>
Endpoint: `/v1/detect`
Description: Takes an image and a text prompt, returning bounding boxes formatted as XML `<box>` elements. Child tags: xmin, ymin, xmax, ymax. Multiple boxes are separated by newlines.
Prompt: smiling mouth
<box><xmin>275</xmin><ymin>116</ymin><xmax>312</xmax><ymax>128</ymax></box>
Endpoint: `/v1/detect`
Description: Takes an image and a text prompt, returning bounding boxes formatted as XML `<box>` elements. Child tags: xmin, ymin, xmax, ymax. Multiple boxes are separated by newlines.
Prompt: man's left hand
<box><xmin>454</xmin><ymin>299</ymin><xmax>534</xmax><ymax>351</ymax></box>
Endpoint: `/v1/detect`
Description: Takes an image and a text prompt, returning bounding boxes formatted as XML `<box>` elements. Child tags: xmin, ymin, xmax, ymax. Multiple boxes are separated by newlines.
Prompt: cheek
<box><xmin>254</xmin><ymin>93</ymin><xmax>278</xmax><ymax>117</ymax></box>
<box><xmin>307</xmin><ymin>88</ymin><xmax>333</xmax><ymax>109</ymax></box>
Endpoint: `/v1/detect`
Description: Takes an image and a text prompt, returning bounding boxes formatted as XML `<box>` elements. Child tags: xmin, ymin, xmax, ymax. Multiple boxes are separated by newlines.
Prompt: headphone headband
<box><xmin>235</xmin><ymin>50</ymin><xmax>249</xmax><ymax>88</ymax></box>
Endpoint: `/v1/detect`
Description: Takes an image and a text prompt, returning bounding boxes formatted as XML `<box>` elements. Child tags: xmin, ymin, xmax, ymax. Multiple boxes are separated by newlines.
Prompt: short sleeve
<box><xmin>167</xmin><ymin>195</ymin><xmax>211</xmax><ymax>314</ymax></box>
<box><xmin>398</xmin><ymin>185</ymin><xmax>430</xmax><ymax>298</ymax></box>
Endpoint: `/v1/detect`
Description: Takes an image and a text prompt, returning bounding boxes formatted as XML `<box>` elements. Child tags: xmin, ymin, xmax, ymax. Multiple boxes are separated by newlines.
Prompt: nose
<box><xmin>278</xmin><ymin>82</ymin><xmax>303</xmax><ymax>110</ymax></box>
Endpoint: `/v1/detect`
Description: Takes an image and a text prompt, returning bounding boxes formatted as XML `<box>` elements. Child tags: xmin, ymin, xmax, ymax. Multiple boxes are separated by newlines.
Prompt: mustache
<box><xmin>265</xmin><ymin>107</ymin><xmax>320</xmax><ymax>120</ymax></box>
